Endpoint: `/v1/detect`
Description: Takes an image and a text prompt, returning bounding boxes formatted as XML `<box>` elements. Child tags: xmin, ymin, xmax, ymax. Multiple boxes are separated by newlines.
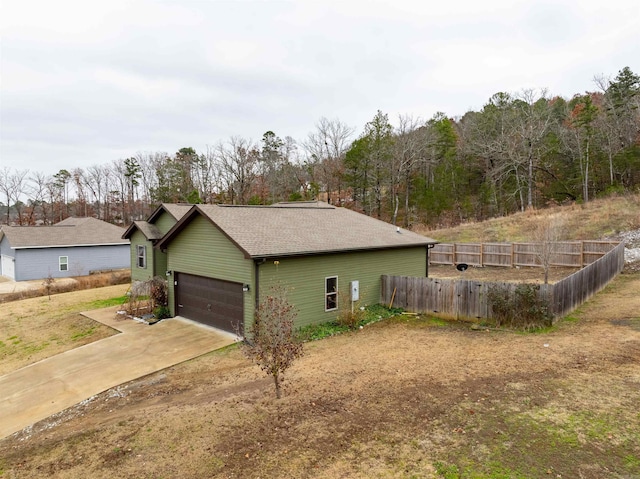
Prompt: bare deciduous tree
<box><xmin>303</xmin><ymin>117</ymin><xmax>354</xmax><ymax>205</ymax></box>
<box><xmin>393</xmin><ymin>114</ymin><xmax>427</xmax><ymax>225</ymax></box>
<box><xmin>216</xmin><ymin>136</ymin><xmax>259</xmax><ymax>204</ymax></box>
<box><xmin>26</xmin><ymin>171</ymin><xmax>51</xmax><ymax>224</ymax></box>
<box><xmin>241</xmin><ymin>287</ymin><xmax>304</xmax><ymax>399</ymax></box>
<box><xmin>0</xmin><ymin>167</ymin><xmax>29</xmax><ymax>224</ymax></box>
<box><xmin>532</xmin><ymin>213</ymin><xmax>567</xmax><ymax>284</ymax></box>
<box><xmin>513</xmin><ymin>88</ymin><xmax>554</xmax><ymax>210</ymax></box>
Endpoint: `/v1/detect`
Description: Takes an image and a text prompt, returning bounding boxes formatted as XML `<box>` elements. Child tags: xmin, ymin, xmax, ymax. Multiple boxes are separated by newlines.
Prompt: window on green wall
<box><xmin>137</xmin><ymin>245</ymin><xmax>147</xmax><ymax>268</ymax></box>
<box><xmin>59</xmin><ymin>256</ymin><xmax>68</xmax><ymax>271</ymax></box>
<box><xmin>325</xmin><ymin>276</ymin><xmax>338</xmax><ymax>311</ymax></box>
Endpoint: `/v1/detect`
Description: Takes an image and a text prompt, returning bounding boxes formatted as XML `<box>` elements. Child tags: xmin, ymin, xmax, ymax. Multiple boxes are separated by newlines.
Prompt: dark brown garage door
<box><xmin>175</xmin><ymin>273</ymin><xmax>243</xmax><ymax>334</ymax></box>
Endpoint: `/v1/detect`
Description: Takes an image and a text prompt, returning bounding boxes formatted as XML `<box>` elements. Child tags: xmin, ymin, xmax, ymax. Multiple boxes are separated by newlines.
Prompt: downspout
<box><xmin>253</xmin><ymin>258</ymin><xmax>266</xmax><ymax>311</ymax></box>
<box><xmin>426</xmin><ymin>244</ymin><xmax>436</xmax><ymax>277</ymax></box>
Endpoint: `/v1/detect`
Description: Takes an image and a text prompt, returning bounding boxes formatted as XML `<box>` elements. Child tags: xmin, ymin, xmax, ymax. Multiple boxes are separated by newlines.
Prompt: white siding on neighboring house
<box><xmin>1</xmin><ymin>254</ymin><xmax>15</xmax><ymax>280</ymax></box>
<box><xmin>0</xmin><ymin>236</ymin><xmax>16</xmax><ymax>280</ymax></box>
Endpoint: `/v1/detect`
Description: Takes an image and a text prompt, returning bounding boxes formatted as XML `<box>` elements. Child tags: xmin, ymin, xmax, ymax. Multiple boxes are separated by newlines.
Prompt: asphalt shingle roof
<box><xmin>123</xmin><ymin>203</ymin><xmax>193</xmax><ymax>240</ymax></box>
<box><xmin>131</xmin><ymin>221</ymin><xmax>164</xmax><ymax>240</ymax></box>
<box><xmin>161</xmin><ymin>204</ymin><xmax>437</xmax><ymax>258</ymax></box>
<box><xmin>0</xmin><ymin>217</ymin><xmax>128</xmax><ymax>249</ymax></box>
<box><xmin>153</xmin><ymin>204</ymin><xmax>193</xmax><ymax>221</ymax></box>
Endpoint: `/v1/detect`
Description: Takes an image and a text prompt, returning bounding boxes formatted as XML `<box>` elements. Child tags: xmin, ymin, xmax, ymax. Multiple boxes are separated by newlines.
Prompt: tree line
<box><xmin>1</xmin><ymin>66</ymin><xmax>638</xmax><ymax>228</ymax></box>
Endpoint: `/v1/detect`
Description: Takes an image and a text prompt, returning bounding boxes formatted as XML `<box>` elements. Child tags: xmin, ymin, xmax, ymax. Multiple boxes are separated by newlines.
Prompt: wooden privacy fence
<box><xmin>382</xmin><ymin>242</ymin><xmax>625</xmax><ymax>321</ymax></box>
<box><xmin>430</xmin><ymin>241</ymin><xmax>618</xmax><ymax>268</ymax></box>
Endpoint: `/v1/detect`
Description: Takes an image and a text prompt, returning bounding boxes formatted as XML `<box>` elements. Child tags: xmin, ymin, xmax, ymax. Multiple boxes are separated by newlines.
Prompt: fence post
<box><xmin>453</xmin><ymin>243</ymin><xmax>457</xmax><ymax>265</ymax></box>
<box><xmin>381</xmin><ymin>275</ymin><xmax>388</xmax><ymax>304</ymax></box>
<box><xmin>480</xmin><ymin>243</ymin><xmax>484</xmax><ymax>267</ymax></box>
<box><xmin>580</xmin><ymin>241</ymin><xmax>584</xmax><ymax>267</ymax></box>
<box><xmin>511</xmin><ymin>243</ymin><xmax>515</xmax><ymax>268</ymax></box>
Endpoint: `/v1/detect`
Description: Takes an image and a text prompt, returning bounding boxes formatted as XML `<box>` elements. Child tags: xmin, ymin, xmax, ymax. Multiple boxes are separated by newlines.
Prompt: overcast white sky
<box><xmin>1</xmin><ymin>0</ymin><xmax>639</xmax><ymax>175</ymax></box>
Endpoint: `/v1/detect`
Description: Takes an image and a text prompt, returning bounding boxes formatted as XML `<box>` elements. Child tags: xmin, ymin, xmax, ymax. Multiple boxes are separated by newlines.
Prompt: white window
<box><xmin>325</xmin><ymin>276</ymin><xmax>338</xmax><ymax>311</ymax></box>
<box><xmin>137</xmin><ymin>245</ymin><xmax>147</xmax><ymax>268</ymax></box>
<box><xmin>59</xmin><ymin>256</ymin><xmax>68</xmax><ymax>272</ymax></box>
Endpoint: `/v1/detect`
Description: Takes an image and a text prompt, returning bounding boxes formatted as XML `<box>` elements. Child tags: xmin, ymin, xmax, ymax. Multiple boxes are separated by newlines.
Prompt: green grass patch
<box><xmin>83</xmin><ymin>295</ymin><xmax>129</xmax><ymax>310</ymax></box>
<box><xmin>22</xmin><ymin>341</ymin><xmax>50</xmax><ymax>353</ymax></box>
<box><xmin>296</xmin><ymin>304</ymin><xmax>402</xmax><ymax>341</ymax></box>
<box><xmin>424</xmin><ymin>316</ymin><xmax>451</xmax><ymax>327</ymax></box>
<box><xmin>562</xmin><ymin>313</ymin><xmax>580</xmax><ymax>323</ymax></box>
<box><xmin>434</xmin><ymin>461</ymin><xmax>530</xmax><ymax>479</ymax></box>
<box><xmin>625</xmin><ymin>455</ymin><xmax>640</xmax><ymax>470</ymax></box>
<box><xmin>431</xmin><ymin>396</ymin><xmax>640</xmax><ymax>478</ymax></box>
<box><xmin>389</xmin><ymin>314</ymin><xmax>454</xmax><ymax>327</ymax></box>
<box><xmin>434</xmin><ymin>461</ymin><xmax>460</xmax><ymax>478</ymax></box>
<box><xmin>211</xmin><ymin>341</ymin><xmax>239</xmax><ymax>354</ymax></box>
<box><xmin>71</xmin><ymin>326</ymin><xmax>97</xmax><ymax>341</ymax></box>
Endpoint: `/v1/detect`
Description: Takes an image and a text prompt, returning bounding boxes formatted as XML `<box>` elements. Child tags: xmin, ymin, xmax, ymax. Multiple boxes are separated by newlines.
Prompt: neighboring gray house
<box><xmin>0</xmin><ymin>217</ymin><xmax>130</xmax><ymax>281</ymax></box>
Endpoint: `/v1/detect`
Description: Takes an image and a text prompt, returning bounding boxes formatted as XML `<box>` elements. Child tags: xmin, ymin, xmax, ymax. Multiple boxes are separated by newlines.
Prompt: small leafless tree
<box><xmin>42</xmin><ymin>273</ymin><xmax>55</xmax><ymax>300</ymax></box>
<box><xmin>533</xmin><ymin>214</ymin><xmax>567</xmax><ymax>284</ymax></box>
<box><xmin>241</xmin><ymin>286</ymin><xmax>304</xmax><ymax>399</ymax></box>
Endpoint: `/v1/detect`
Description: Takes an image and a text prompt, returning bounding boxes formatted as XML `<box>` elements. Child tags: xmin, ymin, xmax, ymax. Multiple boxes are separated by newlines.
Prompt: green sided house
<box><xmin>122</xmin><ymin>204</ymin><xmax>192</xmax><ymax>282</ymax></box>
<box><xmin>154</xmin><ymin>202</ymin><xmax>438</xmax><ymax>335</ymax></box>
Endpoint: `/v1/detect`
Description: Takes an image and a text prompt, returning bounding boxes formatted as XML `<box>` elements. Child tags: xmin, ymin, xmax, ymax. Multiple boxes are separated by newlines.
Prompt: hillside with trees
<box><xmin>1</xmin><ymin>66</ymin><xmax>638</xmax><ymax>228</ymax></box>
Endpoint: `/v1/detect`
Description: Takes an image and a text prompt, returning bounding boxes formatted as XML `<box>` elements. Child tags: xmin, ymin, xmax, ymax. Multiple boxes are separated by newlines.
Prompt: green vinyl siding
<box><xmin>153</xmin><ymin>211</ymin><xmax>178</xmax><ymax>235</ymax></box>
<box><xmin>129</xmin><ymin>230</ymin><xmax>154</xmax><ymax>282</ymax></box>
<box><xmin>129</xmin><ymin>211</ymin><xmax>179</xmax><ymax>282</ymax></box>
<box><xmin>154</xmin><ymin>249</ymin><xmax>168</xmax><ymax>278</ymax></box>
<box><xmin>148</xmin><ymin>211</ymin><xmax>178</xmax><ymax>278</ymax></box>
<box><xmin>258</xmin><ymin>247</ymin><xmax>426</xmax><ymax>329</ymax></box>
<box><xmin>166</xmin><ymin>215</ymin><xmax>254</xmax><ymax>329</ymax></box>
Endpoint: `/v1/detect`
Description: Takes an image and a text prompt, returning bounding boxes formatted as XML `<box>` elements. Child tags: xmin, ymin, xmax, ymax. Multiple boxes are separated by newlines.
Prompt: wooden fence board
<box><xmin>383</xmin><ymin>242</ymin><xmax>624</xmax><ymax>322</ymax></box>
<box><xmin>430</xmin><ymin>240</ymin><xmax>618</xmax><ymax>269</ymax></box>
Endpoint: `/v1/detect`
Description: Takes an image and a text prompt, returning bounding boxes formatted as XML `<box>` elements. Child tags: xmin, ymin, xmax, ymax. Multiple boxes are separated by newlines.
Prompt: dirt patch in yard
<box><xmin>1</xmin><ymin>272</ymin><xmax>639</xmax><ymax>478</ymax></box>
<box><xmin>428</xmin><ymin>263</ymin><xmax>580</xmax><ymax>283</ymax></box>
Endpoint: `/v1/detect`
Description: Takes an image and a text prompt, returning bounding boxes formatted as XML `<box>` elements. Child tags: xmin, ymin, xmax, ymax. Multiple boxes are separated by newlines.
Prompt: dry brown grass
<box><xmin>0</xmin><ymin>284</ymin><xmax>129</xmax><ymax>375</ymax></box>
<box><xmin>415</xmin><ymin>193</ymin><xmax>640</xmax><ymax>243</ymax></box>
<box><xmin>1</xmin><ymin>200</ymin><xmax>640</xmax><ymax>477</ymax></box>
<box><xmin>0</xmin><ymin>270</ymin><xmax>130</xmax><ymax>304</ymax></box>
<box><xmin>0</xmin><ymin>275</ymin><xmax>639</xmax><ymax>478</ymax></box>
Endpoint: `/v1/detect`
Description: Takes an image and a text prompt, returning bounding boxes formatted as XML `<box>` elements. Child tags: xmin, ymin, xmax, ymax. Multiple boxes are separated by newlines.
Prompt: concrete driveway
<box><xmin>0</xmin><ymin>307</ymin><xmax>236</xmax><ymax>439</ymax></box>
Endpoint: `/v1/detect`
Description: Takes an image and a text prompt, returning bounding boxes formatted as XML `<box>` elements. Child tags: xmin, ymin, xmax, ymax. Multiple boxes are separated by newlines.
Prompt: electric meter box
<box><xmin>350</xmin><ymin>280</ymin><xmax>359</xmax><ymax>301</ymax></box>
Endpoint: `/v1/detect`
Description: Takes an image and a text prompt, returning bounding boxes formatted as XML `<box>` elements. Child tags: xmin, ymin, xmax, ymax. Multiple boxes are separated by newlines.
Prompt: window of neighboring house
<box><xmin>137</xmin><ymin>245</ymin><xmax>147</xmax><ymax>268</ymax></box>
<box><xmin>325</xmin><ymin>276</ymin><xmax>338</xmax><ymax>311</ymax></box>
<box><xmin>59</xmin><ymin>256</ymin><xmax>68</xmax><ymax>272</ymax></box>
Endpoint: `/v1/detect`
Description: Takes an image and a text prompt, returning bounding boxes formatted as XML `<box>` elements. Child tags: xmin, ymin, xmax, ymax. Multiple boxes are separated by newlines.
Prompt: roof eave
<box><xmin>147</xmin><ymin>204</ymin><xmax>174</xmax><ymax>223</ymax></box>
<box><xmin>248</xmin><ymin>241</ymin><xmax>439</xmax><ymax>259</ymax></box>
<box><xmin>122</xmin><ymin>222</ymin><xmax>140</xmax><ymax>239</ymax></box>
<box><xmin>12</xmin><ymin>242</ymin><xmax>130</xmax><ymax>250</ymax></box>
